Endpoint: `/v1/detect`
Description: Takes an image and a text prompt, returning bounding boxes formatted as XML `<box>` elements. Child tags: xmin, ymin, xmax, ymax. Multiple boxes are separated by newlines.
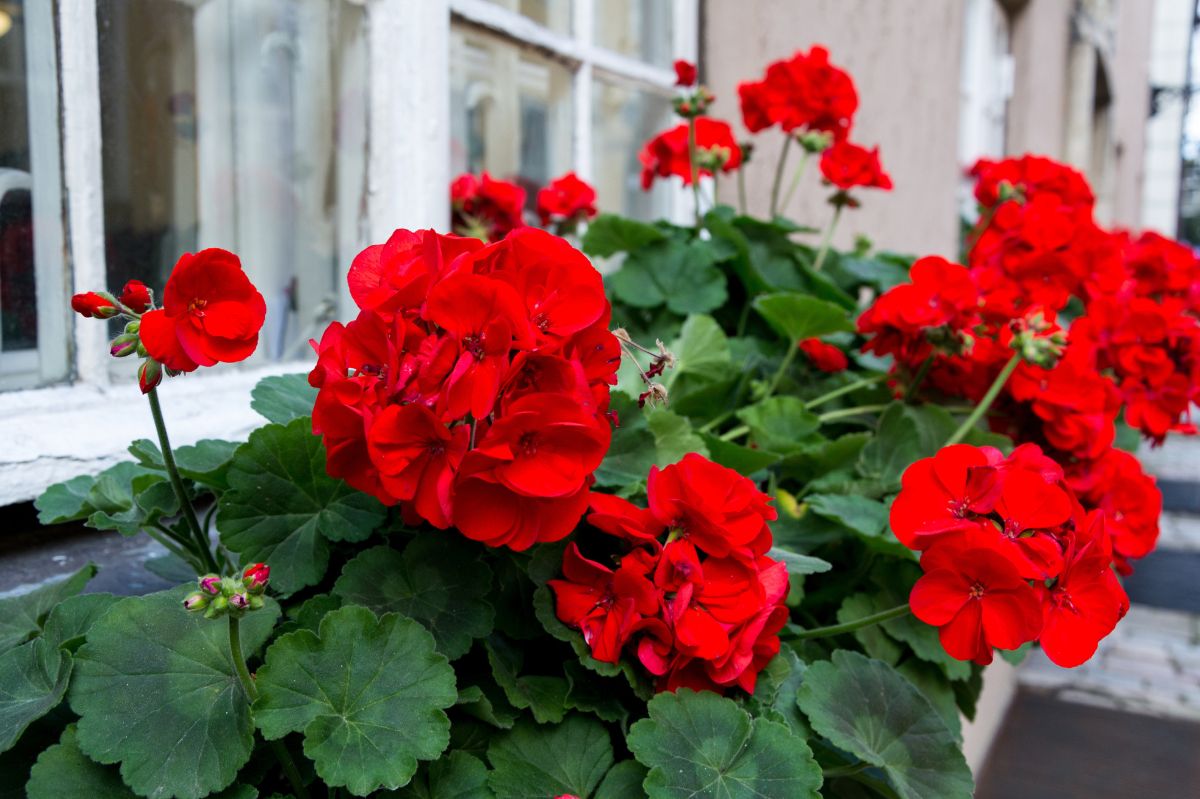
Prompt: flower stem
<box><xmin>699</xmin><ymin>409</ymin><xmax>735</xmax><ymax>434</ymax></box>
<box><xmin>804</xmin><ymin>373</ymin><xmax>888</xmax><ymax>410</ymax></box>
<box><xmin>811</xmin><ymin>204</ymin><xmax>843</xmax><ymax>271</ymax></box>
<box><xmin>228</xmin><ymin>617</ymin><xmax>310</xmax><ymax>799</ymax></box>
<box><xmin>764</xmin><ymin>344</ymin><xmax>800</xmax><ymax>399</ymax></box>
<box><xmin>779</xmin><ymin>151</ymin><xmax>811</xmax><ymax>211</ymax></box>
<box><xmin>147</xmin><ymin>388</ymin><xmax>219</xmax><ymax>574</ymax></box>
<box><xmin>904</xmin><ymin>356</ymin><xmax>934</xmax><ymax>402</ymax></box>
<box><xmin>687</xmin><ymin>116</ymin><xmax>701</xmax><ymax>228</ymax></box>
<box><xmin>945</xmin><ymin>352</ymin><xmax>1020</xmax><ymax>446</ymax></box>
<box><xmin>823</xmin><ymin>763</ymin><xmax>869</xmax><ymax>779</ymax></box>
<box><xmin>738</xmin><ymin>164</ymin><xmax>748</xmax><ymax>214</ymax></box>
<box><xmin>719</xmin><ymin>424</ymin><xmax>750</xmax><ymax>442</ymax></box>
<box><xmin>789</xmin><ymin>603</ymin><xmax>910</xmax><ymax>640</ymax></box>
<box><xmin>769</xmin><ymin>135</ymin><xmax>792</xmax><ymax>218</ymax></box>
<box><xmin>817</xmin><ymin>403</ymin><xmax>889</xmax><ymax>423</ymax></box>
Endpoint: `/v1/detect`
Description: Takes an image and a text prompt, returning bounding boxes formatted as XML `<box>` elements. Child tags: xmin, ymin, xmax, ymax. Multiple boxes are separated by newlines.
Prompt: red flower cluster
<box><xmin>895</xmin><ymin>444</ymin><xmax>1129</xmax><ymax>667</ymax></box>
<box><xmin>450</xmin><ymin>172</ymin><xmax>526</xmax><ymax>242</ymax></box>
<box><xmin>639</xmin><ymin>118</ymin><xmax>743</xmax><ymax>190</ymax></box>
<box><xmin>309</xmin><ymin>227</ymin><xmax>619</xmax><ymax>550</ymax></box>
<box><xmin>737</xmin><ymin>45</ymin><xmax>857</xmax><ymax>138</ymax></box>
<box><xmin>550</xmin><ymin>453</ymin><xmax>787</xmax><ymax>694</ymax></box>
<box><xmin>969</xmin><ymin>155</ymin><xmax>1094</xmax><ymax>217</ymax></box>
<box><xmin>536</xmin><ymin>172</ymin><xmax>598</xmax><ymax>228</ymax></box>
<box><xmin>674</xmin><ymin>59</ymin><xmax>697</xmax><ymax>87</ymax></box>
<box><xmin>798</xmin><ymin>337</ymin><xmax>848</xmax><ymax>373</ymax></box>
<box><xmin>819</xmin><ymin>140</ymin><xmax>892</xmax><ymax>193</ymax></box>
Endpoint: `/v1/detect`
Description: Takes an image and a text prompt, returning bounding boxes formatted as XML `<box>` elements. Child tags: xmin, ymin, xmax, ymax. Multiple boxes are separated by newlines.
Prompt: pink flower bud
<box><xmin>119</xmin><ymin>279</ymin><xmax>152</xmax><ymax>313</ymax></box>
<box><xmin>110</xmin><ymin>333</ymin><xmax>139</xmax><ymax>358</ymax></box>
<box><xmin>199</xmin><ymin>575</ymin><xmax>222</xmax><ymax>595</ymax></box>
<box><xmin>183</xmin><ymin>592</ymin><xmax>209</xmax><ymax>612</ymax></box>
<box><xmin>228</xmin><ymin>593</ymin><xmax>249</xmax><ymax>610</ymax></box>
<box><xmin>242</xmin><ymin>563</ymin><xmax>270</xmax><ymax>593</ymax></box>
<box><xmin>138</xmin><ymin>360</ymin><xmax>163</xmax><ymax>394</ymax></box>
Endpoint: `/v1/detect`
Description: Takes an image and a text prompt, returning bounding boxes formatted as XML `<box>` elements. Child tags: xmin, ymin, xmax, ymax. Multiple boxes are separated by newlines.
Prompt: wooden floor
<box><xmin>976</xmin><ymin>690</ymin><xmax>1200</xmax><ymax>798</ymax></box>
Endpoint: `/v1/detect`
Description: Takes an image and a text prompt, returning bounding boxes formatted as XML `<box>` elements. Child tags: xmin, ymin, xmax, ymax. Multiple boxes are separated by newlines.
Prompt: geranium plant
<box><xmin>0</xmin><ymin>46</ymin><xmax>1188</xmax><ymax>799</ymax></box>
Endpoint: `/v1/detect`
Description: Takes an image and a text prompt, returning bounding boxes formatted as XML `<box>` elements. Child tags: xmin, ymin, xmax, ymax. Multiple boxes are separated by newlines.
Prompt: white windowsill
<box><xmin>0</xmin><ymin>362</ymin><xmax>308</xmax><ymax>507</ymax></box>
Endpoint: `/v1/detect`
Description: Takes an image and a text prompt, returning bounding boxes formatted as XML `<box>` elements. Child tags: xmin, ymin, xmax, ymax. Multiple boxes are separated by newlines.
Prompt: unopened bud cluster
<box><xmin>1010</xmin><ymin>311</ymin><xmax>1067</xmax><ymax>368</ymax></box>
<box><xmin>673</xmin><ymin>86</ymin><xmax>716</xmax><ymax>119</ymax></box>
<box><xmin>183</xmin><ymin>562</ymin><xmax>270</xmax><ymax>619</ymax></box>
<box><xmin>70</xmin><ymin>279</ymin><xmax>162</xmax><ymax>390</ymax></box>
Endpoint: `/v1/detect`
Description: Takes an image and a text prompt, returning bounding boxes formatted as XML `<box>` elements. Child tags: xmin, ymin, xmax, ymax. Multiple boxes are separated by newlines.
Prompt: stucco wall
<box><xmin>1108</xmin><ymin>0</ymin><xmax>1153</xmax><ymax>228</ymax></box>
<box><xmin>1006</xmin><ymin>0</ymin><xmax>1071</xmax><ymax>159</ymax></box>
<box><xmin>702</xmin><ymin>0</ymin><xmax>966</xmax><ymax>259</ymax></box>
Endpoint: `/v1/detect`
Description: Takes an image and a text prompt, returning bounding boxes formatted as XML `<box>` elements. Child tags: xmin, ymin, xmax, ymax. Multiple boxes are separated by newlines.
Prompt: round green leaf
<box><xmin>796</xmin><ymin>650</ymin><xmax>974</xmax><ymax>799</ymax></box>
<box><xmin>0</xmin><ymin>639</ymin><xmax>71</xmax><ymax>754</ymax></box>
<box><xmin>42</xmin><ymin>593</ymin><xmax>121</xmax><ymax>653</ymax></box>
<box><xmin>69</xmin><ymin>587</ymin><xmax>280</xmax><ymax>799</ymax></box>
<box><xmin>381</xmin><ymin>751</ymin><xmax>493</xmax><ymax>798</ymax></box>
<box><xmin>487</xmin><ymin>715</ymin><xmax>614</xmax><ymax>798</ymax></box>
<box><xmin>251</xmin><ymin>373</ymin><xmax>318</xmax><ymax>425</ymax></box>
<box><xmin>217</xmin><ymin>418</ymin><xmax>386</xmax><ymax>594</ymax></box>
<box><xmin>253</xmin><ymin>605</ymin><xmax>457</xmax><ymax>795</ymax></box>
<box><xmin>752</xmin><ymin>292</ymin><xmax>854</xmax><ymax>342</ymax></box>
<box><xmin>0</xmin><ymin>563</ymin><xmax>97</xmax><ymax>654</ymax></box>
<box><xmin>333</xmin><ymin>539</ymin><xmax>494</xmax><ymax>659</ymax></box>
<box><xmin>594</xmin><ymin>761</ymin><xmax>648</xmax><ymax>799</ymax></box>
<box><xmin>627</xmin><ymin>688</ymin><xmax>822</xmax><ymax>799</ymax></box>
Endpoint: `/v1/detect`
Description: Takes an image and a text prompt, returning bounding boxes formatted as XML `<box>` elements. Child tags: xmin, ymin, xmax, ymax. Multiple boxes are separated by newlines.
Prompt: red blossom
<box><xmin>536</xmin><ymin>172</ymin><xmax>598</xmax><ymax>226</ymax></box>
<box><xmin>819</xmin><ymin>140</ymin><xmax>892</xmax><ymax>192</ymax></box>
<box><xmin>71</xmin><ymin>291</ymin><xmax>118</xmax><ymax>319</ymax></box>
<box><xmin>451</xmin><ymin>172</ymin><xmax>526</xmax><ymax>242</ymax></box>
<box><xmin>674</xmin><ymin>59</ymin><xmax>697</xmax><ymax>87</ymax></box>
<box><xmin>119</xmin><ymin>280</ymin><xmax>152</xmax><ymax>313</ymax></box>
<box><xmin>639</xmin><ymin>118</ymin><xmax>743</xmax><ymax>190</ymax></box>
<box><xmin>798</xmin><ymin>338</ymin><xmax>848</xmax><ymax>372</ymax></box>
<box><xmin>736</xmin><ymin>45</ymin><xmax>857</xmax><ymax>138</ymax></box>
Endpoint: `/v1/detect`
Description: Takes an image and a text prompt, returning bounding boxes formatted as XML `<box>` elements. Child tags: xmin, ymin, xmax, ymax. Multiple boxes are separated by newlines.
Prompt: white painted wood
<box><xmin>572</xmin><ymin>0</ymin><xmax>595</xmax><ymax>180</ymax></box>
<box><xmin>59</xmin><ymin>0</ymin><xmax>110</xmax><ymax>388</ymax></box>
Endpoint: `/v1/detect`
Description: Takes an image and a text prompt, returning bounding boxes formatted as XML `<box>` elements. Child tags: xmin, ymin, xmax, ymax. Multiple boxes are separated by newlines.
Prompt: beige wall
<box><xmin>1006</xmin><ymin>0</ymin><xmax>1071</xmax><ymax>158</ymax></box>
<box><xmin>703</xmin><ymin>0</ymin><xmax>966</xmax><ymax>259</ymax></box>
<box><xmin>1108</xmin><ymin>0</ymin><xmax>1153</xmax><ymax>228</ymax></box>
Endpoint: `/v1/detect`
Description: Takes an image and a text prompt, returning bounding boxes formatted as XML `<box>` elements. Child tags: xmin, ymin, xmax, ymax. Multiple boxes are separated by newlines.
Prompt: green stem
<box><xmin>229</xmin><ymin>617</ymin><xmax>310</xmax><ymax>799</ymax></box>
<box><xmin>817</xmin><ymin>403</ymin><xmax>889</xmax><ymax>423</ymax></box>
<box><xmin>778</xmin><ymin>151</ymin><xmax>811</xmax><ymax>211</ymax></box>
<box><xmin>804</xmin><ymin>373</ymin><xmax>888</xmax><ymax>410</ymax></box>
<box><xmin>147</xmin><ymin>388</ymin><xmax>219</xmax><ymax>574</ymax></box>
<box><xmin>688</xmin><ymin>116</ymin><xmax>701</xmax><ymax>228</ymax></box>
<box><xmin>769</xmin><ymin>135</ymin><xmax>792</xmax><ymax>218</ymax></box>
<box><xmin>699</xmin><ymin>409</ymin><xmax>735</xmax><ymax>434</ymax></box>
<box><xmin>823</xmin><ymin>763</ymin><xmax>869</xmax><ymax>779</ymax></box>
<box><xmin>764</xmin><ymin>344</ymin><xmax>800</xmax><ymax>399</ymax></box>
<box><xmin>904</xmin><ymin>356</ymin><xmax>934</xmax><ymax>402</ymax></box>
<box><xmin>738</xmin><ymin>163</ymin><xmax>748</xmax><ymax>214</ymax></box>
<box><xmin>789</xmin><ymin>603</ymin><xmax>910</xmax><ymax>640</ymax></box>
<box><xmin>811</xmin><ymin>204</ymin><xmax>842</xmax><ymax>272</ymax></box>
<box><xmin>719</xmin><ymin>424</ymin><xmax>750</xmax><ymax>442</ymax></box>
<box><xmin>144</xmin><ymin>524</ymin><xmax>200</xmax><ymax>568</ymax></box>
<box><xmin>945</xmin><ymin>352</ymin><xmax>1020</xmax><ymax>446</ymax></box>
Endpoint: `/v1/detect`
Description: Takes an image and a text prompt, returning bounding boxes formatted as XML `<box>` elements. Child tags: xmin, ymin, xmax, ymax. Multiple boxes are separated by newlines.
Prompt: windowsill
<box><xmin>0</xmin><ymin>361</ymin><xmax>309</xmax><ymax>506</ymax></box>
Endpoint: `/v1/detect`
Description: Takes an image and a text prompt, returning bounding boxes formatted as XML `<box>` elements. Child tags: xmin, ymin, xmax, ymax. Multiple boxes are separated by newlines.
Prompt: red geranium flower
<box><xmin>639</xmin><ymin>118</ymin><xmax>743</xmax><ymax>190</ymax></box>
<box><xmin>969</xmin><ymin>154</ymin><xmax>1094</xmax><ymax>216</ymax></box>
<box><xmin>139</xmin><ymin>248</ymin><xmax>266</xmax><ymax>373</ymax></box>
<box><xmin>368</xmin><ymin>404</ymin><xmax>470</xmax><ymax>528</ymax></box>
<box><xmin>889</xmin><ymin>444</ymin><xmax>1003</xmax><ymax>550</ymax></box>
<box><xmin>819</xmin><ymin>140</ymin><xmax>892</xmax><ymax>192</ymax></box>
<box><xmin>451</xmin><ymin>172</ymin><xmax>526</xmax><ymax>242</ymax></box>
<box><xmin>674</xmin><ymin>59</ymin><xmax>697</xmax><ymax>87</ymax></box>
<box><xmin>536</xmin><ymin>172</ymin><xmax>598</xmax><ymax>227</ymax></box>
<box><xmin>798</xmin><ymin>338</ymin><xmax>848</xmax><ymax>372</ymax></box>
<box><xmin>71</xmin><ymin>291</ymin><xmax>118</xmax><ymax>319</ymax></box>
<box><xmin>119</xmin><ymin>280</ymin><xmax>152</xmax><ymax>313</ymax></box>
<box><xmin>736</xmin><ymin>45</ymin><xmax>857</xmax><ymax>138</ymax></box>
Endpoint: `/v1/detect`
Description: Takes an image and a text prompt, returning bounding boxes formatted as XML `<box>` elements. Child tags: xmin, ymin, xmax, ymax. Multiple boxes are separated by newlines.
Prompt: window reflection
<box><xmin>593</xmin><ymin>80</ymin><xmax>673</xmax><ymax>220</ymax></box>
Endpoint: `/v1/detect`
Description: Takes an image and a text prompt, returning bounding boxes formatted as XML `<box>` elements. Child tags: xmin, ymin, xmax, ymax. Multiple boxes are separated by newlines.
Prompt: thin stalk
<box><xmin>738</xmin><ymin>164</ymin><xmax>748</xmax><ymax>214</ymax></box>
<box><xmin>699</xmin><ymin>409</ymin><xmax>735</xmax><ymax>434</ymax></box>
<box><xmin>804</xmin><ymin>373</ymin><xmax>888</xmax><ymax>410</ymax></box>
<box><xmin>229</xmin><ymin>617</ymin><xmax>310</xmax><ymax>799</ymax></box>
<box><xmin>789</xmin><ymin>603</ymin><xmax>910</xmax><ymax>640</ymax></box>
<box><xmin>822</xmin><ymin>763</ymin><xmax>869</xmax><ymax>779</ymax></box>
<box><xmin>904</xmin><ymin>356</ymin><xmax>934</xmax><ymax>402</ymax></box>
<box><xmin>147</xmin><ymin>389</ymin><xmax>219</xmax><ymax>573</ymax></box>
<box><xmin>144</xmin><ymin>525</ymin><xmax>200</xmax><ymax>568</ymax></box>
<box><xmin>687</xmin><ymin>117</ymin><xmax>701</xmax><ymax>228</ymax></box>
<box><xmin>719</xmin><ymin>424</ymin><xmax>750</xmax><ymax>442</ymax></box>
<box><xmin>817</xmin><ymin>403</ymin><xmax>889</xmax><ymax>423</ymax></box>
<box><xmin>778</xmin><ymin>151</ymin><xmax>811</xmax><ymax>211</ymax></box>
<box><xmin>769</xmin><ymin>135</ymin><xmax>792</xmax><ymax>218</ymax></box>
<box><xmin>811</xmin><ymin>204</ymin><xmax>843</xmax><ymax>271</ymax></box>
<box><xmin>945</xmin><ymin>352</ymin><xmax>1020</xmax><ymax>446</ymax></box>
<box><xmin>763</xmin><ymin>345</ymin><xmax>800</xmax><ymax>399</ymax></box>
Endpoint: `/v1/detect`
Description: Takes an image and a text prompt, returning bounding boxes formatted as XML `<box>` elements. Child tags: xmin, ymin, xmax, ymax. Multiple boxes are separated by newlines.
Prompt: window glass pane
<box><xmin>480</xmin><ymin>0</ymin><xmax>571</xmax><ymax>35</ymax></box>
<box><xmin>592</xmin><ymin>80</ymin><xmax>673</xmax><ymax>220</ymax></box>
<box><xmin>594</xmin><ymin>1</ymin><xmax>673</xmax><ymax>67</ymax></box>
<box><xmin>97</xmin><ymin>0</ymin><xmax>368</xmax><ymax>364</ymax></box>
<box><xmin>451</xmin><ymin>27</ymin><xmax>573</xmax><ymax>210</ymax></box>
<box><xmin>0</xmin><ymin>0</ymin><xmax>66</xmax><ymax>389</ymax></box>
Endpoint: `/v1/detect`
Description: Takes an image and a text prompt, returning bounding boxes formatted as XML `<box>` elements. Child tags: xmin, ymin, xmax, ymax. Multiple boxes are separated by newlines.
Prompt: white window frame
<box><xmin>0</xmin><ymin>0</ymin><xmax>698</xmax><ymax>506</ymax></box>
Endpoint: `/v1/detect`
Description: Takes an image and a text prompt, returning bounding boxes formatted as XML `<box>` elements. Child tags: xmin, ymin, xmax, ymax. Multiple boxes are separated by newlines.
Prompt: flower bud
<box><xmin>138</xmin><ymin>360</ymin><xmax>163</xmax><ymax>394</ymax></box>
<box><xmin>247</xmin><ymin>594</ymin><xmax>266</xmax><ymax>611</ymax></box>
<box><xmin>109</xmin><ymin>333</ymin><xmax>140</xmax><ymax>358</ymax></box>
<box><xmin>71</xmin><ymin>291</ymin><xmax>119</xmax><ymax>319</ymax></box>
<box><xmin>242</xmin><ymin>563</ymin><xmax>270</xmax><ymax>594</ymax></box>
<box><xmin>204</xmin><ymin>594</ymin><xmax>229</xmax><ymax>619</ymax></box>
<box><xmin>119</xmin><ymin>280</ymin><xmax>152</xmax><ymax>313</ymax></box>
<box><xmin>228</xmin><ymin>593</ymin><xmax>249</xmax><ymax>611</ymax></box>
<box><xmin>182</xmin><ymin>591</ymin><xmax>209</xmax><ymax>612</ymax></box>
<box><xmin>199</xmin><ymin>575</ymin><xmax>222</xmax><ymax>595</ymax></box>
<box><xmin>798</xmin><ymin>130</ymin><xmax>834</xmax><ymax>155</ymax></box>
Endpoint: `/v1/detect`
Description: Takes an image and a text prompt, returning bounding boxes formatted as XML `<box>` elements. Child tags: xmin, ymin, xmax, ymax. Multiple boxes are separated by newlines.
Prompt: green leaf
<box><xmin>253</xmin><ymin>605</ymin><xmax>457</xmax><ymax>795</ymax></box>
<box><xmin>595</xmin><ymin>761</ymin><xmax>648</xmax><ymax>799</ymax></box>
<box><xmin>647</xmin><ymin>408</ymin><xmax>709</xmax><ymax>465</ymax></box>
<box><xmin>837</xmin><ymin>255</ymin><xmax>911</xmax><ymax>292</ymax></box>
<box><xmin>804</xmin><ymin>493</ymin><xmax>912</xmax><ymax>559</ymax></box>
<box><xmin>796</xmin><ymin>651</ymin><xmax>973</xmax><ymax>799</ymax></box>
<box><xmin>594</xmin><ymin>392</ymin><xmax>657</xmax><ymax>488</ymax></box>
<box><xmin>129</xmin><ymin>438</ymin><xmax>240</xmax><ymax>491</ymax></box>
<box><xmin>0</xmin><ymin>639</ymin><xmax>71</xmax><ymax>754</ymax></box>
<box><xmin>84</xmin><ymin>462</ymin><xmax>164</xmax><ymax>517</ymax></box>
<box><xmin>0</xmin><ymin>563</ymin><xmax>97</xmax><ymax>654</ymax></box>
<box><xmin>752</xmin><ymin>293</ymin><xmax>855</xmax><ymax>343</ymax></box>
<box><xmin>333</xmin><ymin>540</ymin><xmax>494</xmax><ymax>660</ymax></box>
<box><xmin>628</xmin><ymin>689</ymin><xmax>823</xmax><ymax>799</ymax></box>
<box><xmin>737</xmin><ymin>396</ymin><xmax>820</xmax><ymax>453</ymax></box>
<box><xmin>34</xmin><ymin>474</ymin><xmax>95</xmax><ymax>524</ymax></box>
<box><xmin>746</xmin><ymin>649</ymin><xmax>812</xmax><ymax>736</ymax></box>
<box><xmin>26</xmin><ymin>727</ymin><xmax>259</xmax><ymax>799</ymax></box>
<box><xmin>563</xmin><ymin>660</ymin><xmax>629</xmax><ymax>725</ymax></box>
<box><xmin>487</xmin><ymin>715</ymin><xmax>613</xmax><ymax>799</ymax></box>
<box><xmin>666</xmin><ymin>314</ymin><xmax>731</xmax><ymax>386</ymax></box>
<box><xmin>531</xmin><ymin>587</ymin><xmax>644</xmax><ymax>691</ymax></box>
<box><xmin>69</xmin><ymin>587</ymin><xmax>280</xmax><ymax>799</ymax></box>
<box><xmin>581</xmin><ymin>213</ymin><xmax>666</xmax><ymax>257</ymax></box>
<box><xmin>250</xmin><ymin>373</ymin><xmax>318</xmax><ymax>424</ymax></box>
<box><xmin>896</xmin><ymin>660</ymin><xmax>963</xmax><ymax>740</ymax></box>
<box><xmin>41</xmin><ymin>593</ymin><xmax>121</xmax><ymax>653</ymax></box>
<box><xmin>857</xmin><ymin>403</ymin><xmax>958</xmax><ymax>487</ymax></box>
<box><xmin>608</xmin><ymin>239</ymin><xmax>728</xmax><ymax>315</ymax></box>
<box><xmin>485</xmin><ymin>636</ymin><xmax>568</xmax><ymax>725</ymax></box>
<box><xmin>381</xmin><ymin>751</ymin><xmax>493</xmax><ymax>798</ymax></box>
<box><xmin>218</xmin><ymin>418</ymin><xmax>386</xmax><ymax>594</ymax></box>
<box><xmin>768</xmin><ymin>546</ymin><xmax>833</xmax><ymax>577</ymax></box>
<box><xmin>699</xmin><ymin>433</ymin><xmax>782</xmax><ymax>476</ymax></box>
<box><xmin>88</xmin><ymin>479</ymin><xmax>179</xmax><ymax>537</ymax></box>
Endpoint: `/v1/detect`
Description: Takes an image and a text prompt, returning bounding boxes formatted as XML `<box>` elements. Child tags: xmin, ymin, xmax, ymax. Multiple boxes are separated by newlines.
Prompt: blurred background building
<box><xmin>1</xmin><ymin>2</ymin><xmax>1199</xmax><ymax>792</ymax></box>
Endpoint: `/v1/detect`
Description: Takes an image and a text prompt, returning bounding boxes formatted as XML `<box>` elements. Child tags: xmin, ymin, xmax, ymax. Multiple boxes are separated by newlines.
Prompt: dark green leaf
<box><xmin>608</xmin><ymin>239</ymin><xmax>728</xmax><ymax>315</ymax></box>
<box><xmin>646</xmin><ymin>408</ymin><xmax>709</xmax><ymax>465</ymax></box>
<box><xmin>0</xmin><ymin>639</ymin><xmax>71</xmax><ymax>753</ymax></box>
<box><xmin>0</xmin><ymin>563</ymin><xmax>97</xmax><ymax>654</ymax></box>
<box><xmin>767</xmin><ymin>546</ymin><xmax>833</xmax><ymax>577</ymax></box>
<box><xmin>752</xmin><ymin>293</ymin><xmax>855</xmax><ymax>343</ymax></box>
<box><xmin>857</xmin><ymin>403</ymin><xmax>958</xmax><ymax>487</ymax></box>
<box><xmin>666</xmin><ymin>314</ymin><xmax>731</xmax><ymax>385</ymax></box>
<box><xmin>595</xmin><ymin>761</ymin><xmax>648</xmax><ymax>799</ymax></box>
<box><xmin>737</xmin><ymin>396</ymin><xmax>820</xmax><ymax>453</ymax></box>
<box><xmin>218</xmin><ymin>418</ymin><xmax>386</xmax><ymax>594</ymax></box>
<box><xmin>838</xmin><ymin>593</ymin><xmax>904</xmax><ymax>666</ymax></box>
<box><xmin>746</xmin><ymin>649</ymin><xmax>812</xmax><ymax>737</ymax></box>
<box><xmin>250</xmin><ymin>373</ymin><xmax>318</xmax><ymax>425</ymax></box>
<box><xmin>594</xmin><ymin>392</ymin><xmax>657</xmax><ymax>489</ymax></box>
<box><xmin>254</xmin><ymin>605</ymin><xmax>457</xmax><ymax>795</ymax></box>
<box><xmin>381</xmin><ymin>751</ymin><xmax>493</xmax><ymax>798</ymax></box>
<box><xmin>41</xmin><ymin>593</ymin><xmax>121</xmax><ymax>653</ymax></box>
<box><xmin>837</xmin><ymin>255</ymin><xmax>911</xmax><ymax>292</ymax></box>
<box><xmin>806</xmin><ymin>494</ymin><xmax>887</xmax><ymax>537</ymax></box>
<box><xmin>34</xmin><ymin>475</ymin><xmax>95</xmax><ymax>524</ymax></box>
<box><xmin>334</xmin><ymin>540</ymin><xmax>494</xmax><ymax>659</ymax></box>
<box><xmin>487</xmin><ymin>715</ymin><xmax>613</xmax><ymax>799</ymax></box>
<box><xmin>896</xmin><ymin>660</ymin><xmax>963</xmax><ymax>740</ymax></box>
<box><xmin>563</xmin><ymin>660</ymin><xmax>629</xmax><ymax>725</ymax></box>
<box><xmin>628</xmin><ymin>688</ymin><xmax>822</xmax><ymax>799</ymax></box>
<box><xmin>69</xmin><ymin>587</ymin><xmax>280</xmax><ymax>799</ymax></box>
<box><xmin>699</xmin><ymin>433</ymin><xmax>782</xmax><ymax>475</ymax></box>
<box><xmin>85</xmin><ymin>462</ymin><xmax>164</xmax><ymax>517</ymax></box>
<box><xmin>796</xmin><ymin>651</ymin><xmax>973</xmax><ymax>799</ymax></box>
<box><xmin>129</xmin><ymin>438</ymin><xmax>240</xmax><ymax>490</ymax></box>
<box><xmin>581</xmin><ymin>213</ymin><xmax>666</xmax><ymax>257</ymax></box>
<box><xmin>485</xmin><ymin>636</ymin><xmax>568</xmax><ymax>725</ymax></box>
